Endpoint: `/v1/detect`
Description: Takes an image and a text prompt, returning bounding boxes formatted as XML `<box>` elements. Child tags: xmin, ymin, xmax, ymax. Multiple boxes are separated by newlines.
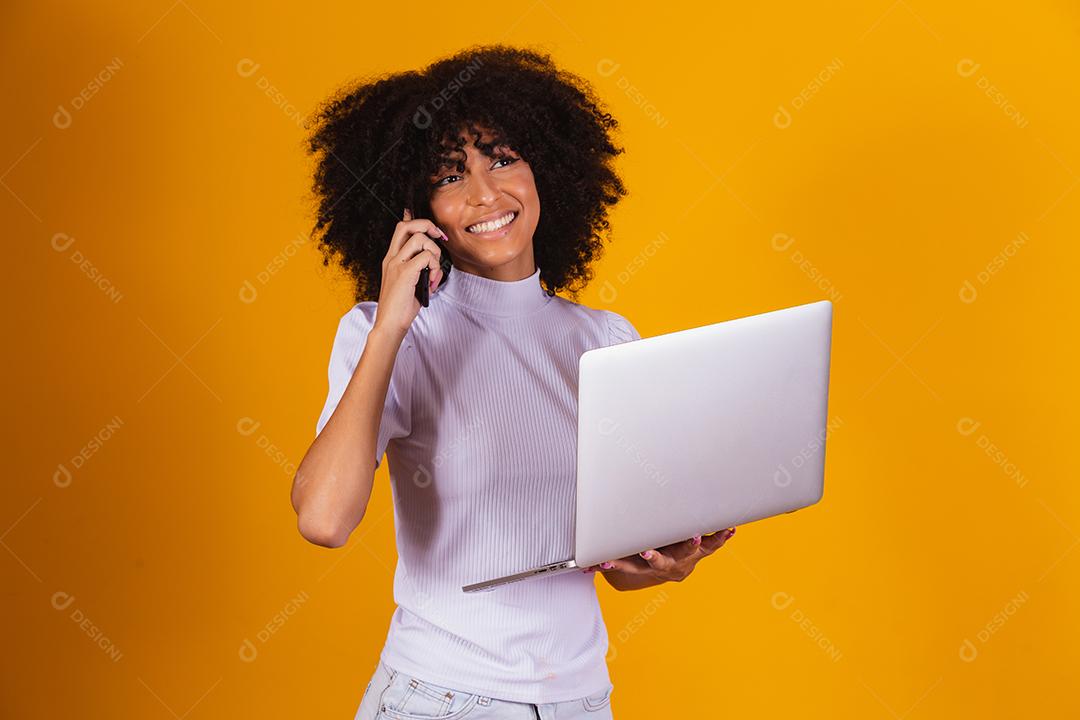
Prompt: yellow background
<box><xmin>4</xmin><ymin>1</ymin><xmax>1077</xmax><ymax>717</ymax></box>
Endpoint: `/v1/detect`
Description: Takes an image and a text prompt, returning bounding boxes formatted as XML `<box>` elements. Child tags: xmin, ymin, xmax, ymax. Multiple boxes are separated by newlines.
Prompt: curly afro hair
<box><xmin>304</xmin><ymin>44</ymin><xmax>628</xmax><ymax>302</ymax></box>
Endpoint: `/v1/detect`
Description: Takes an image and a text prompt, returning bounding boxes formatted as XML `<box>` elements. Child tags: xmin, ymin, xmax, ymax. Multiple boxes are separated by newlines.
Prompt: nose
<box><xmin>467</xmin><ymin>168</ymin><xmax>501</xmax><ymax>207</ymax></box>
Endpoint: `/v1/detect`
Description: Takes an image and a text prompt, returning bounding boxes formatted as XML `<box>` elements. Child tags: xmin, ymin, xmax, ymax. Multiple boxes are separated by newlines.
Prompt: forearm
<box><xmin>291</xmin><ymin>324</ymin><xmax>405</xmax><ymax>546</ymax></box>
<box><xmin>600</xmin><ymin>568</ymin><xmax>667</xmax><ymax>592</ymax></box>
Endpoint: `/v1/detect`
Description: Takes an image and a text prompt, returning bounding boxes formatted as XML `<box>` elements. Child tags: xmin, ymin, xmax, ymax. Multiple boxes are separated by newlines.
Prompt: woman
<box><xmin>291</xmin><ymin>44</ymin><xmax>737</xmax><ymax>719</ymax></box>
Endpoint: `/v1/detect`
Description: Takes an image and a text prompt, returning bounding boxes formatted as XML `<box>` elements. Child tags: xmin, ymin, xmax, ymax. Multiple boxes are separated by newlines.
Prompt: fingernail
<box><xmin>691</xmin><ymin>535</ymin><xmax>702</xmax><ymax>546</ymax></box>
<box><xmin>600</xmin><ymin>561</ymin><xmax>613</xmax><ymax>569</ymax></box>
<box><xmin>639</xmin><ymin>550</ymin><xmax>653</xmax><ymax>559</ymax></box>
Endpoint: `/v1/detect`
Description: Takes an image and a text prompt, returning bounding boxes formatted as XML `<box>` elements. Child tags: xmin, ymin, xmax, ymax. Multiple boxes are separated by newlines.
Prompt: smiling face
<box><xmin>427</xmin><ymin>126</ymin><xmax>540</xmax><ymax>281</ymax></box>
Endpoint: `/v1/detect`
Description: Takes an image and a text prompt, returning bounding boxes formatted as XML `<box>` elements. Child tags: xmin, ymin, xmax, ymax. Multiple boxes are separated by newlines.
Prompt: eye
<box><xmin>432</xmin><ymin>157</ymin><xmax>518</xmax><ymax>188</ymax></box>
<box><xmin>432</xmin><ymin>174</ymin><xmax>459</xmax><ymax>188</ymax></box>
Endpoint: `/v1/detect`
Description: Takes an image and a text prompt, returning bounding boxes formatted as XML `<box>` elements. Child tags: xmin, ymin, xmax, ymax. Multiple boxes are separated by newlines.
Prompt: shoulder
<box><xmin>328</xmin><ymin>301</ymin><xmax>377</xmax><ymax>350</ymax></box>
<box><xmin>600</xmin><ymin>309</ymin><xmax>640</xmax><ymax>344</ymax></box>
<box><xmin>335</xmin><ymin>301</ymin><xmax>379</xmax><ymax>333</ymax></box>
<box><xmin>548</xmin><ymin>295</ymin><xmax>640</xmax><ymax>345</ymax></box>
<box><xmin>330</xmin><ymin>301</ymin><xmax>416</xmax><ymax>357</ymax></box>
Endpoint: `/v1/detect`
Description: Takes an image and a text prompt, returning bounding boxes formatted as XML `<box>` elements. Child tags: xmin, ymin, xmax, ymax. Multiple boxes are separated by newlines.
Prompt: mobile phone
<box><xmin>414</xmin><ymin>234</ymin><xmax>453</xmax><ymax>308</ymax></box>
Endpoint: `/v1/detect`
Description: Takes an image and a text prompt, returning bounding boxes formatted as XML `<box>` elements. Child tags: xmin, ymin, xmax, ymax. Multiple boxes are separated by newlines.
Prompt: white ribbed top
<box><xmin>315</xmin><ymin>265</ymin><xmax>640</xmax><ymax>703</ymax></box>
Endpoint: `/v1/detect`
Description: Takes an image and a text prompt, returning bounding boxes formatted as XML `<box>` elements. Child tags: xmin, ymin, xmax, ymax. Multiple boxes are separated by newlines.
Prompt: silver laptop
<box><xmin>462</xmin><ymin>299</ymin><xmax>834</xmax><ymax>593</ymax></box>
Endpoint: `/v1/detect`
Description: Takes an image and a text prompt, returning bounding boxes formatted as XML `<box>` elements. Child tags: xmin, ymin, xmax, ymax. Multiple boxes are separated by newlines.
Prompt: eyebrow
<box><xmin>432</xmin><ymin>149</ymin><xmax>518</xmax><ymax>175</ymax></box>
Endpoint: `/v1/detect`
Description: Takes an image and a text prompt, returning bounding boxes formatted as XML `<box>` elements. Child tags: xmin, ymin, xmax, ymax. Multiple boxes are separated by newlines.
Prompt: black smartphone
<box><xmin>415</xmin><ymin>234</ymin><xmax>453</xmax><ymax>308</ymax></box>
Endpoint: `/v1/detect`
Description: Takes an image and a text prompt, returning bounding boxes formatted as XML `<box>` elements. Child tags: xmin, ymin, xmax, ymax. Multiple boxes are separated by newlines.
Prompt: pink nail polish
<box><xmin>640</xmin><ymin>550</ymin><xmax>652</xmax><ymax>559</ymax></box>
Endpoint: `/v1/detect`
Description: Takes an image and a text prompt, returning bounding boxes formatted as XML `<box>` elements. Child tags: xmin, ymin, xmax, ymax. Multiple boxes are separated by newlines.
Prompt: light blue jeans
<box><xmin>353</xmin><ymin>658</ymin><xmax>615</xmax><ymax>720</ymax></box>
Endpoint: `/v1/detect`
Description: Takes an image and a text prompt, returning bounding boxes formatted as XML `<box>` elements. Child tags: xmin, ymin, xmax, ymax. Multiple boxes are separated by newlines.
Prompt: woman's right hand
<box><xmin>375</xmin><ymin>207</ymin><xmax>448</xmax><ymax>336</ymax></box>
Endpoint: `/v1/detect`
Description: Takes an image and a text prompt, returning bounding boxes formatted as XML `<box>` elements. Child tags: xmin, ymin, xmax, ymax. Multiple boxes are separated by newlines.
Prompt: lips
<box><xmin>466</xmin><ymin>211</ymin><xmax>517</xmax><ymax>234</ymax></box>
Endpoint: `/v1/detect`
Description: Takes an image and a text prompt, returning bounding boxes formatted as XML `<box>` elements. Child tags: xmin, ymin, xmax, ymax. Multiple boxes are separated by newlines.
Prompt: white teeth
<box><xmin>467</xmin><ymin>211</ymin><xmax>516</xmax><ymax>234</ymax></box>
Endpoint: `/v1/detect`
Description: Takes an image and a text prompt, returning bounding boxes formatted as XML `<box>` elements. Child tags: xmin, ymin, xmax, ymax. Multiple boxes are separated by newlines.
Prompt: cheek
<box><xmin>512</xmin><ymin>173</ymin><xmax>540</xmax><ymax>212</ymax></box>
<box><xmin>427</xmin><ymin>196</ymin><xmax>458</xmax><ymax>226</ymax></box>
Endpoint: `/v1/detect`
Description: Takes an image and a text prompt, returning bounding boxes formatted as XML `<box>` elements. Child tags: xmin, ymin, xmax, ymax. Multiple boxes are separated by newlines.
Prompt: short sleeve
<box><xmin>314</xmin><ymin>302</ymin><xmax>414</xmax><ymax>470</ymax></box>
<box><xmin>604</xmin><ymin>310</ymin><xmax>641</xmax><ymax>346</ymax></box>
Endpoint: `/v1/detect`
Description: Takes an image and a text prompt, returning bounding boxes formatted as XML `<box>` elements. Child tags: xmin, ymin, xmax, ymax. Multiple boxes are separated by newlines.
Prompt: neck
<box><xmin>450</xmin><ymin>254</ymin><xmax>537</xmax><ymax>282</ymax></box>
<box><xmin>437</xmin><ymin>264</ymin><xmax>551</xmax><ymax>318</ymax></box>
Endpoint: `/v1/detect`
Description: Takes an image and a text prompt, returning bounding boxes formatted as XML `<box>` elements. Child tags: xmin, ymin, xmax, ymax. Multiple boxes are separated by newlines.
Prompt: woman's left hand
<box><xmin>582</xmin><ymin>526</ymin><xmax>736</xmax><ymax>584</ymax></box>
